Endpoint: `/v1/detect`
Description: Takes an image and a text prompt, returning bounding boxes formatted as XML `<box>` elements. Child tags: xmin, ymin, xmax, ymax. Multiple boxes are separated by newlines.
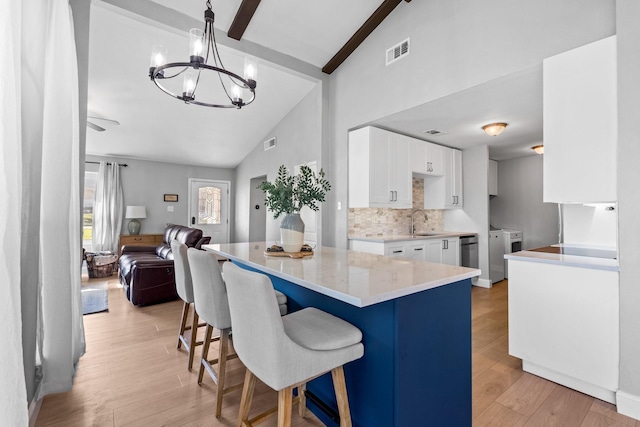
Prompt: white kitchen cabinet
<box><xmin>411</xmin><ymin>139</ymin><xmax>444</xmax><ymax>176</ymax></box>
<box><xmin>543</xmin><ymin>36</ymin><xmax>617</xmax><ymax>203</ymax></box>
<box><xmin>508</xmin><ymin>259</ymin><xmax>619</xmax><ymax>403</ymax></box>
<box><xmin>444</xmin><ymin>148</ymin><xmax>463</xmax><ymax>208</ymax></box>
<box><xmin>349</xmin><ymin>238</ymin><xmax>459</xmax><ymax>266</ymax></box>
<box><xmin>423</xmin><ymin>147</ymin><xmax>463</xmax><ymax>209</ymax></box>
<box><xmin>489</xmin><ymin>159</ymin><xmax>498</xmax><ymax>196</ymax></box>
<box><xmin>349</xmin><ymin>126</ymin><xmax>412</xmax><ymax>208</ymax></box>
<box><xmin>425</xmin><ymin>238</ymin><xmax>460</xmax><ymax>266</ymax></box>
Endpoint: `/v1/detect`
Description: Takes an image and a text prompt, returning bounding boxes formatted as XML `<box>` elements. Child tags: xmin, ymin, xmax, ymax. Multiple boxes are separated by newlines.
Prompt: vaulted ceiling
<box><xmin>86</xmin><ymin>0</ymin><xmax>542</xmax><ymax>167</ymax></box>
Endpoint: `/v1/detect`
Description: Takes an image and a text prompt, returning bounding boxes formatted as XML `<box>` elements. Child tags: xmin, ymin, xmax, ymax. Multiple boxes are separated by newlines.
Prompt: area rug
<box><xmin>82</xmin><ymin>282</ymin><xmax>108</xmax><ymax>315</ymax></box>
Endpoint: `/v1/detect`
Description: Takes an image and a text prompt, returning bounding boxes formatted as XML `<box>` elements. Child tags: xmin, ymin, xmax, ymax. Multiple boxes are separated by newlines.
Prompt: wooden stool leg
<box><xmin>187</xmin><ymin>308</ymin><xmax>199</xmax><ymax>371</ymax></box>
<box><xmin>332</xmin><ymin>366</ymin><xmax>353</xmax><ymax>427</ymax></box>
<box><xmin>237</xmin><ymin>370</ymin><xmax>256</xmax><ymax>427</ymax></box>
<box><xmin>215</xmin><ymin>328</ymin><xmax>230</xmax><ymax>418</ymax></box>
<box><xmin>198</xmin><ymin>324</ymin><xmax>213</xmax><ymax>385</ymax></box>
<box><xmin>277</xmin><ymin>386</ymin><xmax>293</xmax><ymax>427</ymax></box>
<box><xmin>177</xmin><ymin>301</ymin><xmax>189</xmax><ymax>349</ymax></box>
<box><xmin>298</xmin><ymin>383</ymin><xmax>307</xmax><ymax>418</ymax></box>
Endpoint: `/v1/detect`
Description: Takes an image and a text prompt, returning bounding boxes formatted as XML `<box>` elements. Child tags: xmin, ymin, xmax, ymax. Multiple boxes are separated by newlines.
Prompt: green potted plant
<box><xmin>259</xmin><ymin>164</ymin><xmax>331</xmax><ymax>252</ymax></box>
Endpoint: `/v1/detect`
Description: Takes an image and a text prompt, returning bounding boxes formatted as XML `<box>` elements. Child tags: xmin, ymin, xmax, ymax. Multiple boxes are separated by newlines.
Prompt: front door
<box><xmin>188</xmin><ymin>179</ymin><xmax>230</xmax><ymax>244</ymax></box>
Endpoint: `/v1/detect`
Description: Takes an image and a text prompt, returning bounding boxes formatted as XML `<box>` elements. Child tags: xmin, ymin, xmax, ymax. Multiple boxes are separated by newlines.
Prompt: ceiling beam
<box><xmin>322</xmin><ymin>0</ymin><xmax>411</xmax><ymax>74</ymax></box>
<box><xmin>228</xmin><ymin>0</ymin><xmax>262</xmax><ymax>41</ymax></box>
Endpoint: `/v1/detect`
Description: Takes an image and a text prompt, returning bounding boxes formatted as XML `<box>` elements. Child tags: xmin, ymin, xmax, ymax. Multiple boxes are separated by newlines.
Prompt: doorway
<box><xmin>249</xmin><ymin>175</ymin><xmax>267</xmax><ymax>242</ymax></box>
<box><xmin>188</xmin><ymin>179</ymin><xmax>230</xmax><ymax>244</ymax></box>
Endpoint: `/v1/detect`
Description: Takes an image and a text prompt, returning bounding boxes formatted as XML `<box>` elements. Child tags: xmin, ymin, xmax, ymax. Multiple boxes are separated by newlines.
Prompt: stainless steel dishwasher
<box><xmin>460</xmin><ymin>235</ymin><xmax>479</xmax><ymax>268</ymax></box>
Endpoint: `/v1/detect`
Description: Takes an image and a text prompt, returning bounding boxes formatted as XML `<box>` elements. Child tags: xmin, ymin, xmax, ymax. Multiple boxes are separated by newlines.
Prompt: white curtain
<box><xmin>36</xmin><ymin>0</ymin><xmax>85</xmax><ymax>400</ymax></box>
<box><xmin>0</xmin><ymin>0</ymin><xmax>29</xmax><ymax>424</ymax></box>
<box><xmin>92</xmin><ymin>161</ymin><xmax>123</xmax><ymax>253</ymax></box>
<box><xmin>1</xmin><ymin>0</ymin><xmax>85</xmax><ymax>422</ymax></box>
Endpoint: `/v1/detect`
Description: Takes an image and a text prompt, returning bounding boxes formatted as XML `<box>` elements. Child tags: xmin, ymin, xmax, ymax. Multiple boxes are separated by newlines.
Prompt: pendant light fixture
<box><xmin>148</xmin><ymin>0</ymin><xmax>257</xmax><ymax>109</ymax></box>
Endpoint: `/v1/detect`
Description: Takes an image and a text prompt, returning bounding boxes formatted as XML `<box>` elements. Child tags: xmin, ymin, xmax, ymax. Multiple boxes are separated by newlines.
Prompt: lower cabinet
<box><xmin>425</xmin><ymin>238</ymin><xmax>460</xmax><ymax>266</ymax></box>
<box><xmin>350</xmin><ymin>238</ymin><xmax>460</xmax><ymax>266</ymax></box>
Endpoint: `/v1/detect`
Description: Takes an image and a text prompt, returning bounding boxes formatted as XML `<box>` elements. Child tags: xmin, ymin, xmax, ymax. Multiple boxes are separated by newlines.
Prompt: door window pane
<box><xmin>198</xmin><ymin>186</ymin><xmax>221</xmax><ymax>225</ymax></box>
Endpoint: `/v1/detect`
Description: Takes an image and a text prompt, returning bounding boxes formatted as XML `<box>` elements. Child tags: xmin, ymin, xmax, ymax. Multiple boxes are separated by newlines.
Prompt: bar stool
<box><xmin>171</xmin><ymin>240</ymin><xmax>204</xmax><ymax>371</ymax></box>
<box><xmin>222</xmin><ymin>262</ymin><xmax>364</xmax><ymax>427</ymax></box>
<box><xmin>187</xmin><ymin>249</ymin><xmax>289</xmax><ymax>418</ymax></box>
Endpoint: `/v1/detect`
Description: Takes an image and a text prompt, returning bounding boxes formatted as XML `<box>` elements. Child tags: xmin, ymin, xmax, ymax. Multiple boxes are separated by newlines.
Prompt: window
<box><xmin>198</xmin><ymin>186</ymin><xmax>221</xmax><ymax>225</ymax></box>
<box><xmin>83</xmin><ymin>171</ymin><xmax>97</xmax><ymax>251</ymax></box>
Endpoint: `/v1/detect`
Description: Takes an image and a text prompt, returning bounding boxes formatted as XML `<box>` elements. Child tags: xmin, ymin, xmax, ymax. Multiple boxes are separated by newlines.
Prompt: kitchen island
<box><xmin>204</xmin><ymin>242</ymin><xmax>480</xmax><ymax>427</ymax></box>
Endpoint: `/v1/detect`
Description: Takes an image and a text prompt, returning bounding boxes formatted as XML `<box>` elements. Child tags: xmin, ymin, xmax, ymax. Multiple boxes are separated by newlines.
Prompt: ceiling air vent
<box><xmin>386</xmin><ymin>38</ymin><xmax>410</xmax><ymax>66</ymax></box>
<box><xmin>423</xmin><ymin>129</ymin><xmax>446</xmax><ymax>136</ymax></box>
<box><xmin>264</xmin><ymin>137</ymin><xmax>277</xmax><ymax>151</ymax></box>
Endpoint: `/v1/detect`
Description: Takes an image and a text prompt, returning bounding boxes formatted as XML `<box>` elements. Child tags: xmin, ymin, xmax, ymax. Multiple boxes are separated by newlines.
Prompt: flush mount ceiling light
<box><xmin>482</xmin><ymin>122</ymin><xmax>508</xmax><ymax>136</ymax></box>
<box><xmin>532</xmin><ymin>145</ymin><xmax>544</xmax><ymax>154</ymax></box>
<box><xmin>148</xmin><ymin>0</ymin><xmax>257</xmax><ymax>108</ymax></box>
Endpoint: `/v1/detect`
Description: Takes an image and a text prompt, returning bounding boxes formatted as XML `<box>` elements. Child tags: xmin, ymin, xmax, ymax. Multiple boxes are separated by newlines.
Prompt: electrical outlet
<box><xmin>337</xmin><ymin>202</ymin><xmax>342</xmax><ymax>210</ymax></box>
<box><xmin>167</xmin><ymin>206</ymin><xmax>174</xmax><ymax>212</ymax></box>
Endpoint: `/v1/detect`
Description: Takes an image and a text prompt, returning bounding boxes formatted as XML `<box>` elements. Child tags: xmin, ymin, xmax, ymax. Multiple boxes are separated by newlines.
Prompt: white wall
<box><xmin>324</xmin><ymin>0</ymin><xmax>615</xmax><ymax>248</ymax></box>
<box><xmin>490</xmin><ymin>155</ymin><xmax>559</xmax><ymax>250</ymax></box>
<box><xmin>616</xmin><ymin>0</ymin><xmax>640</xmax><ymax>415</ymax></box>
<box><xmin>444</xmin><ymin>145</ymin><xmax>491</xmax><ymax>286</ymax></box>
<box><xmin>86</xmin><ymin>155</ymin><xmax>235</xmax><ymax>238</ymax></box>
<box><xmin>234</xmin><ymin>85</ymin><xmax>323</xmax><ymax>243</ymax></box>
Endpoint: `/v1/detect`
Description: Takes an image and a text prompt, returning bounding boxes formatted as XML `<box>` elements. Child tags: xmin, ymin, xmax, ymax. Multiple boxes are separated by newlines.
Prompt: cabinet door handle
<box><xmin>414</xmin><ymin>247</ymin><xmax>423</xmax><ymax>251</ymax></box>
<box><xmin>392</xmin><ymin>250</ymin><xmax>403</xmax><ymax>254</ymax></box>
<box><xmin>390</xmin><ymin>191</ymin><xmax>394</xmax><ymax>202</ymax></box>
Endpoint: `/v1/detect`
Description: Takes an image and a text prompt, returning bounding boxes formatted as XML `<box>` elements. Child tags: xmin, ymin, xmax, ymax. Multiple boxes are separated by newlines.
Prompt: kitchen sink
<box><xmin>412</xmin><ymin>232</ymin><xmax>445</xmax><ymax>237</ymax></box>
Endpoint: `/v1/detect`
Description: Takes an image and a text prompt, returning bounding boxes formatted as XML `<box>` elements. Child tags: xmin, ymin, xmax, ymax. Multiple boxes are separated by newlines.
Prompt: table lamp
<box><xmin>125</xmin><ymin>205</ymin><xmax>147</xmax><ymax>235</ymax></box>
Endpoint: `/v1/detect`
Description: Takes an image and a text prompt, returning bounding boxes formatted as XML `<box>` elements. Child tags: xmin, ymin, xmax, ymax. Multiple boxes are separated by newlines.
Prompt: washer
<box><xmin>503</xmin><ymin>229</ymin><xmax>523</xmax><ymax>278</ymax></box>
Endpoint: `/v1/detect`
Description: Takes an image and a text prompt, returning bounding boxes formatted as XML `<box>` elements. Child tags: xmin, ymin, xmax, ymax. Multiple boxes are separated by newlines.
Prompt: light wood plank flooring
<box><xmin>35</xmin><ymin>277</ymin><xmax>639</xmax><ymax>426</ymax></box>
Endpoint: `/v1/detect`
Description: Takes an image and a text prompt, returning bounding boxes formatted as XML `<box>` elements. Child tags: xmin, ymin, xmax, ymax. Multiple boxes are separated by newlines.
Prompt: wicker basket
<box><xmin>85</xmin><ymin>252</ymin><xmax>118</xmax><ymax>278</ymax></box>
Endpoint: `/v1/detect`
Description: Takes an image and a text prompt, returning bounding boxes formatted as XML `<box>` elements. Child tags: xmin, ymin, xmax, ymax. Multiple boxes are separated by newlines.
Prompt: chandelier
<box><xmin>148</xmin><ymin>0</ymin><xmax>257</xmax><ymax>108</ymax></box>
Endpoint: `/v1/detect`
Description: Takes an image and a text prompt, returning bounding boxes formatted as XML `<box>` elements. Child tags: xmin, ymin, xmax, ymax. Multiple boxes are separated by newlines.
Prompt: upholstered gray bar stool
<box><xmin>223</xmin><ymin>262</ymin><xmax>364</xmax><ymax>427</ymax></box>
<box><xmin>171</xmin><ymin>240</ymin><xmax>204</xmax><ymax>371</ymax></box>
<box><xmin>187</xmin><ymin>249</ymin><xmax>288</xmax><ymax>418</ymax></box>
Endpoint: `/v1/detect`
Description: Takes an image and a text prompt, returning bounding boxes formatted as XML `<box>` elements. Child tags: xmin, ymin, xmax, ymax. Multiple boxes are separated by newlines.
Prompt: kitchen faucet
<box><xmin>410</xmin><ymin>208</ymin><xmax>428</xmax><ymax>235</ymax></box>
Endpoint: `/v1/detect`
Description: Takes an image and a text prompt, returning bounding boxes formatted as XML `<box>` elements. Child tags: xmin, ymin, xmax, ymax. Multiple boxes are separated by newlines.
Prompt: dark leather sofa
<box><xmin>118</xmin><ymin>224</ymin><xmax>210</xmax><ymax>306</ymax></box>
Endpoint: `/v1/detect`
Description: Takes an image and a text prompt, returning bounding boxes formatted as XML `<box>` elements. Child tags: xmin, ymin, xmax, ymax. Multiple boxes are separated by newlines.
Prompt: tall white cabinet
<box><xmin>348</xmin><ymin>126</ymin><xmax>412</xmax><ymax>208</ymax></box>
<box><xmin>543</xmin><ymin>36</ymin><xmax>617</xmax><ymax>203</ymax></box>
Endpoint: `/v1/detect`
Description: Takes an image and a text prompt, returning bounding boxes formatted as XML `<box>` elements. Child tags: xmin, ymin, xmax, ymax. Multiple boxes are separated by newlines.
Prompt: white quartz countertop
<box><xmin>203</xmin><ymin>242</ymin><xmax>480</xmax><ymax>307</ymax></box>
<box><xmin>505</xmin><ymin>245</ymin><xmax>619</xmax><ymax>272</ymax></box>
<box><xmin>348</xmin><ymin>231</ymin><xmax>476</xmax><ymax>243</ymax></box>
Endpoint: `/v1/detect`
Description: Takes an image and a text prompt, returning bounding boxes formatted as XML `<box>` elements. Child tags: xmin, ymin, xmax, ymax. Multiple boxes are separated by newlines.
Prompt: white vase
<box><xmin>280</xmin><ymin>213</ymin><xmax>305</xmax><ymax>253</ymax></box>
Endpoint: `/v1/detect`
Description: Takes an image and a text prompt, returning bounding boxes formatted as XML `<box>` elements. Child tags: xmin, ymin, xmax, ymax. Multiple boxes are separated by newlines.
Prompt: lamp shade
<box><xmin>125</xmin><ymin>205</ymin><xmax>147</xmax><ymax>219</ymax></box>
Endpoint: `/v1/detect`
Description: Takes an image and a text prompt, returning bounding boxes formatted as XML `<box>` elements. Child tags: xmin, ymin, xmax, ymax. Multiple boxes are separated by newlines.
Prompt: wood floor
<box><xmin>35</xmin><ymin>277</ymin><xmax>639</xmax><ymax>427</ymax></box>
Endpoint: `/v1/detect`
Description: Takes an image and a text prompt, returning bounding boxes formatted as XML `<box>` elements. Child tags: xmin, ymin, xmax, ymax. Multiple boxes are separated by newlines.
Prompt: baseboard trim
<box><xmin>617</xmin><ymin>391</ymin><xmax>640</xmax><ymax>421</ymax></box>
<box><xmin>472</xmin><ymin>277</ymin><xmax>492</xmax><ymax>288</ymax></box>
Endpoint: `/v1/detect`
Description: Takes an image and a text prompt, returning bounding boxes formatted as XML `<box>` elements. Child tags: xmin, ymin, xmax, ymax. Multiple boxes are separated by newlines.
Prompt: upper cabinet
<box><xmin>444</xmin><ymin>148</ymin><xmax>463</xmax><ymax>208</ymax></box>
<box><xmin>424</xmin><ymin>147</ymin><xmax>464</xmax><ymax>209</ymax></box>
<box><xmin>543</xmin><ymin>36</ymin><xmax>617</xmax><ymax>203</ymax></box>
<box><xmin>411</xmin><ymin>140</ymin><xmax>445</xmax><ymax>176</ymax></box>
<box><xmin>349</xmin><ymin>127</ymin><xmax>412</xmax><ymax>208</ymax></box>
<box><xmin>489</xmin><ymin>159</ymin><xmax>498</xmax><ymax>196</ymax></box>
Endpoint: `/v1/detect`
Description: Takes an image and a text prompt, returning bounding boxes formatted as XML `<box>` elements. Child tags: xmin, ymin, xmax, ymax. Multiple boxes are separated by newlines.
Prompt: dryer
<box><xmin>503</xmin><ymin>229</ymin><xmax>523</xmax><ymax>278</ymax></box>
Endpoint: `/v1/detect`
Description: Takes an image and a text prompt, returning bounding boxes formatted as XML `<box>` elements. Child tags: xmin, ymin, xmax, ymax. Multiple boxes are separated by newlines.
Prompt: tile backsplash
<box><xmin>348</xmin><ymin>178</ymin><xmax>444</xmax><ymax>236</ymax></box>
